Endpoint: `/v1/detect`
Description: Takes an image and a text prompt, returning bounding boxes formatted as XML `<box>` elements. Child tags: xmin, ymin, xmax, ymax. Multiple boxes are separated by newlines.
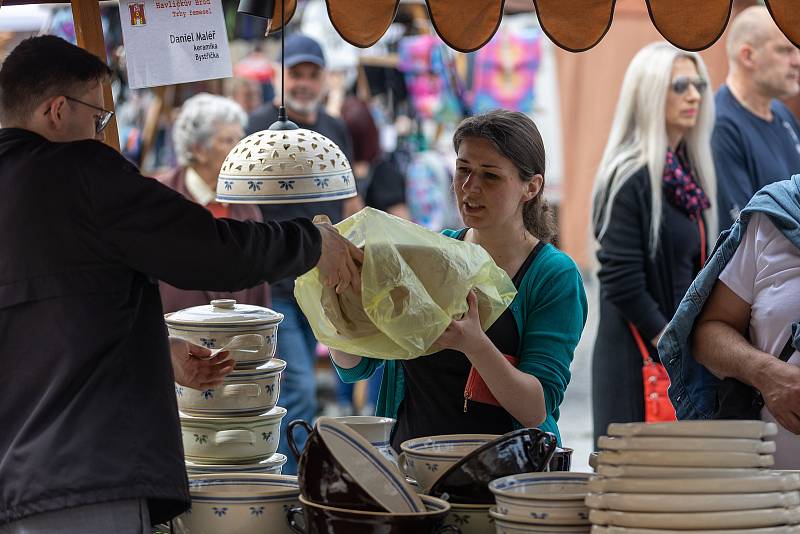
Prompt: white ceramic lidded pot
<box><xmin>180</xmin><ymin>407</ymin><xmax>286</xmax><ymax>464</ymax></box>
<box><xmin>176</xmin><ymin>358</ymin><xmax>286</xmax><ymax>416</ymax></box>
<box><xmin>165</xmin><ymin>299</ymin><xmax>283</xmax><ymax>369</ymax></box>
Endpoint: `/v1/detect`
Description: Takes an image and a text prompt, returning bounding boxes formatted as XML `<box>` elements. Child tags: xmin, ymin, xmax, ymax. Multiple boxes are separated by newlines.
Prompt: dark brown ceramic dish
<box><xmin>548</xmin><ymin>447</ymin><xmax>573</xmax><ymax>472</ymax></box>
<box><xmin>428</xmin><ymin>428</ymin><xmax>558</xmax><ymax>504</ymax></box>
<box><xmin>287</xmin><ymin>494</ymin><xmax>459</xmax><ymax>534</ymax></box>
<box><xmin>287</xmin><ymin>419</ymin><xmax>387</xmax><ymax>512</ymax></box>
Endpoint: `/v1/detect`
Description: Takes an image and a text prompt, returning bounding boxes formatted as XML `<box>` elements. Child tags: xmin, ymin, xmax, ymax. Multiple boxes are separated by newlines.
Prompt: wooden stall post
<box><xmin>71</xmin><ymin>0</ymin><xmax>120</xmax><ymax>150</ymax></box>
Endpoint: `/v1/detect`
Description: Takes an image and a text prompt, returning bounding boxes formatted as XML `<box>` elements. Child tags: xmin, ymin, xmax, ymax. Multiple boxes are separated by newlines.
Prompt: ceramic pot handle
<box><xmin>206</xmin><ymin>334</ymin><xmax>266</xmax><ymax>359</ymax></box>
<box><xmin>397</xmin><ymin>452</ymin><xmax>409</xmax><ymax>477</ymax></box>
<box><xmin>222</xmin><ymin>383</ymin><xmax>261</xmax><ymax>398</ymax></box>
<box><xmin>286</xmin><ymin>505</ymin><xmax>306</xmax><ymax>534</ymax></box>
<box><xmin>435</xmin><ymin>525</ymin><xmax>461</xmax><ymax>533</ymax></box>
<box><xmin>286</xmin><ymin>419</ymin><xmax>313</xmax><ymax>461</ymax></box>
<box><xmin>215</xmin><ymin>429</ymin><xmax>255</xmax><ymax>445</ymax></box>
<box><xmin>526</xmin><ymin>430</ymin><xmax>558</xmax><ymax>471</ymax></box>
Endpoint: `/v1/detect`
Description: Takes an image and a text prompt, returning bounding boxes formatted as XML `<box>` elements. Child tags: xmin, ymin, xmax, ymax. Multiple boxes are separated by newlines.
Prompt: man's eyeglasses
<box><xmin>46</xmin><ymin>96</ymin><xmax>115</xmax><ymax>134</ymax></box>
<box><xmin>670</xmin><ymin>76</ymin><xmax>708</xmax><ymax>95</ymax></box>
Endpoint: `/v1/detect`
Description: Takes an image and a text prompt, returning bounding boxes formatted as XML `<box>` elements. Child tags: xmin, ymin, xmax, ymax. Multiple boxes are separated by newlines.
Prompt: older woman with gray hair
<box><xmin>157</xmin><ymin>93</ymin><xmax>269</xmax><ymax>315</ymax></box>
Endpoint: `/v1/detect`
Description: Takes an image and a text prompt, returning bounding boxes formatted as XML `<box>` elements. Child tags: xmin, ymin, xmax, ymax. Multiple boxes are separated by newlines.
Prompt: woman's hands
<box><xmin>432</xmin><ymin>290</ymin><xmax>490</xmax><ymax>353</ymax></box>
<box><xmin>170</xmin><ymin>337</ymin><xmax>234</xmax><ymax>390</ymax></box>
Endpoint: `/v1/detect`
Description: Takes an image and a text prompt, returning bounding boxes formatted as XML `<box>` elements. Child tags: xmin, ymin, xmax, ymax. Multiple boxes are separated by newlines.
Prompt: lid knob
<box><xmin>210</xmin><ymin>299</ymin><xmax>237</xmax><ymax>310</ymax></box>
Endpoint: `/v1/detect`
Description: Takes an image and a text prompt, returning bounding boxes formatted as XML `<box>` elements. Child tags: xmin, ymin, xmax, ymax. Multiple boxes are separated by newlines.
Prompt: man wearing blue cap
<box><xmin>247</xmin><ymin>33</ymin><xmax>361</xmax><ymax>474</ymax></box>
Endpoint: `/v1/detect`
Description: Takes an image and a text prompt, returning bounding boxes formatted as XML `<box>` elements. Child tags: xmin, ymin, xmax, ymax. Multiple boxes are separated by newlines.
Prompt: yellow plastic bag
<box><xmin>295</xmin><ymin>208</ymin><xmax>517</xmax><ymax>360</ymax></box>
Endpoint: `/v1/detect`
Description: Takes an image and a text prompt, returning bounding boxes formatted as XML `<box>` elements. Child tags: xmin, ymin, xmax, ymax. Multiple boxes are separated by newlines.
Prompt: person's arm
<box><xmin>329</xmin><ymin>348</ymin><xmax>383</xmax><ymax>383</ymax></box>
<box><xmin>712</xmin><ymin>119</ymin><xmax>755</xmax><ymax>231</ymax></box>
<box><xmin>693</xmin><ymin>281</ymin><xmax>800</xmax><ymax>433</ymax></box>
<box><xmin>596</xmin><ymin>172</ymin><xmax>668</xmax><ymax>347</ymax></box>
<box><xmin>434</xmin><ymin>291</ymin><xmax>547</xmax><ymax>428</ymax></box>
<box><xmin>81</xmin><ymin>142</ymin><xmax>362</xmax><ymax>293</ymax></box>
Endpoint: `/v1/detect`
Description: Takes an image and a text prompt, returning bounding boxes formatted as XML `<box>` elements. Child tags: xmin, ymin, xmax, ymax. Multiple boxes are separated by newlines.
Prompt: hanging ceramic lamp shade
<box><xmin>216</xmin><ymin>129</ymin><xmax>356</xmax><ymax>204</ymax></box>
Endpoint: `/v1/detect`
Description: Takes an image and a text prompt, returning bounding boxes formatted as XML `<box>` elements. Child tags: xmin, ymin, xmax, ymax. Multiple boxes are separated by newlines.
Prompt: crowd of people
<box><xmin>0</xmin><ymin>4</ymin><xmax>799</xmax><ymax>532</ymax></box>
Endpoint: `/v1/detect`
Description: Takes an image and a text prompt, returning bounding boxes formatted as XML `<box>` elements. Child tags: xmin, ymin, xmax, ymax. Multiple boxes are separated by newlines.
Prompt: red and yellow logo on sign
<box><xmin>129</xmin><ymin>2</ymin><xmax>147</xmax><ymax>26</ymax></box>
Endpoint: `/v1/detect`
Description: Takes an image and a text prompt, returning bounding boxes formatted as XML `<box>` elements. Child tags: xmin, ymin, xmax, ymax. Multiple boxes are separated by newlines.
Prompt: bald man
<box><xmin>713</xmin><ymin>6</ymin><xmax>800</xmax><ymax>229</ymax></box>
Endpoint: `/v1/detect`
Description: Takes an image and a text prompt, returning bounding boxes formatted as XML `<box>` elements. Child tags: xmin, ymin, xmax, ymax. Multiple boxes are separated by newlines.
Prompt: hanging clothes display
<box><xmin>468</xmin><ymin>25</ymin><xmax>543</xmax><ymax>115</ymax></box>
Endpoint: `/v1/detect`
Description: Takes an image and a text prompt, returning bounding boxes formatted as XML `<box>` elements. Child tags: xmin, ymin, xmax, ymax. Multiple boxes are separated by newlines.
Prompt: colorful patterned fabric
<box><xmin>662</xmin><ymin>149</ymin><xmax>711</xmax><ymax>219</ymax></box>
<box><xmin>469</xmin><ymin>27</ymin><xmax>542</xmax><ymax>114</ymax></box>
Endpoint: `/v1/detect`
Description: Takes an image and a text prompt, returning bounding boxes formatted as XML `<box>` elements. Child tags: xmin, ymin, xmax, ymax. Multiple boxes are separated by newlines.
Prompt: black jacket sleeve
<box><xmin>79</xmin><ymin>141</ymin><xmax>322</xmax><ymax>291</ymax></box>
<box><xmin>596</xmin><ymin>168</ymin><xmax>669</xmax><ymax>340</ymax></box>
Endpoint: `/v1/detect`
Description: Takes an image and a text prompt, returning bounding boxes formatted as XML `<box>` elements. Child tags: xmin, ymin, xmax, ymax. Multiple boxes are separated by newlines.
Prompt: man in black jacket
<box><xmin>0</xmin><ymin>36</ymin><xmax>362</xmax><ymax>532</ymax></box>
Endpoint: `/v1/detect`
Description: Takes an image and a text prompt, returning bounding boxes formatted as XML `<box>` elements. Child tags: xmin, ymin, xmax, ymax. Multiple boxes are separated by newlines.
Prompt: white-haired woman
<box><xmin>591</xmin><ymin>42</ymin><xmax>717</xmax><ymax>441</ymax></box>
<box><xmin>157</xmin><ymin>93</ymin><xmax>269</xmax><ymax>315</ymax></box>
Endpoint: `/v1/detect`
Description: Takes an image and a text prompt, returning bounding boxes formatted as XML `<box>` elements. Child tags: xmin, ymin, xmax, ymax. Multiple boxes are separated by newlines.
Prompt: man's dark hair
<box><xmin>0</xmin><ymin>35</ymin><xmax>112</xmax><ymax>126</ymax></box>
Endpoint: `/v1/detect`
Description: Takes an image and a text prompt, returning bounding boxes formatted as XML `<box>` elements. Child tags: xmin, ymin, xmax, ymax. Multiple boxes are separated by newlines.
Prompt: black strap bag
<box><xmin>713</xmin><ymin>326</ymin><xmax>797</xmax><ymax>420</ymax></box>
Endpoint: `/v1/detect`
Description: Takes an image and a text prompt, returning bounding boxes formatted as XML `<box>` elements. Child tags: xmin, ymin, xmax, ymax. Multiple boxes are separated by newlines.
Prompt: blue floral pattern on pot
<box><xmin>278</xmin><ymin>180</ymin><xmax>295</xmax><ymax>190</ymax></box>
<box><xmin>249</xmin><ymin>506</ymin><xmax>264</xmax><ymax>516</ymax></box>
<box><xmin>248</xmin><ymin>181</ymin><xmax>263</xmax><ymax>191</ymax></box>
<box><xmin>175</xmin><ymin>386</ymin><xmax>184</xmax><ymax>397</ymax></box>
<box><xmin>223</xmin><ymin>180</ymin><xmax>233</xmax><ymax>190</ymax></box>
<box><xmin>201</xmin><ymin>389</ymin><xmax>214</xmax><ymax>400</ymax></box>
<box><xmin>425</xmin><ymin>462</ymin><xmax>439</xmax><ymax>472</ymax></box>
<box><xmin>199</xmin><ymin>338</ymin><xmax>216</xmax><ymax>348</ymax></box>
<box><xmin>314</xmin><ymin>177</ymin><xmax>330</xmax><ymax>188</ymax></box>
<box><xmin>194</xmin><ymin>434</ymin><xmax>208</xmax><ymax>445</ymax></box>
<box><xmin>452</xmin><ymin>514</ymin><xmax>470</xmax><ymax>525</ymax></box>
<box><xmin>265</xmin><ymin>384</ymin><xmax>275</xmax><ymax>396</ymax></box>
<box><xmin>262</xmin><ymin>431</ymin><xmax>273</xmax><ymax>443</ymax></box>
<box><xmin>212</xmin><ymin>507</ymin><xmax>227</xmax><ymax>517</ymax></box>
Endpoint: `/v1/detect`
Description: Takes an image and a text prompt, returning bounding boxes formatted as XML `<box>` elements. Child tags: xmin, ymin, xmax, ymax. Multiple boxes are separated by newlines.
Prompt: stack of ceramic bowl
<box><xmin>173</xmin><ymin>473</ymin><xmax>300</xmax><ymax>534</ymax></box>
<box><xmin>396</xmin><ymin>429</ymin><xmax>562</xmax><ymax>534</ymax></box>
<box><xmin>587</xmin><ymin>420</ymin><xmax>800</xmax><ymax>533</ymax></box>
<box><xmin>286</xmin><ymin>417</ymin><xmax>455</xmax><ymax>533</ymax></box>
<box><xmin>488</xmin><ymin>472</ymin><xmax>593</xmax><ymax>533</ymax></box>
<box><xmin>165</xmin><ymin>299</ymin><xmax>288</xmax><ymax>476</ymax></box>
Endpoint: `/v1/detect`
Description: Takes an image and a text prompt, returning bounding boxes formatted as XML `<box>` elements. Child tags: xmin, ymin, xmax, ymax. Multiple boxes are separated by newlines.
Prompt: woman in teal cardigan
<box><xmin>331</xmin><ymin>110</ymin><xmax>587</xmax><ymax>448</ymax></box>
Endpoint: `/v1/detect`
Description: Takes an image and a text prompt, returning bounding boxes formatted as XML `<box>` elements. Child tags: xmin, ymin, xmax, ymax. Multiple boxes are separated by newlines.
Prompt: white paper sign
<box><xmin>119</xmin><ymin>0</ymin><xmax>232</xmax><ymax>89</ymax></box>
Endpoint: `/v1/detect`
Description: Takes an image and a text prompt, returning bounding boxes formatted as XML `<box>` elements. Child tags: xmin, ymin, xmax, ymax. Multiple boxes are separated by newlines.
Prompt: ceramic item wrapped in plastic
<box><xmin>295</xmin><ymin>208</ymin><xmax>517</xmax><ymax>360</ymax></box>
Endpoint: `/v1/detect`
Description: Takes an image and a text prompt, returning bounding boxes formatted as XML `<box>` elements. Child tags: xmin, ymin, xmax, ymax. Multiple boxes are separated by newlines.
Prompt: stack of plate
<box><xmin>489</xmin><ymin>472</ymin><xmax>593</xmax><ymax>533</ymax></box>
<box><xmin>587</xmin><ymin>420</ymin><xmax>800</xmax><ymax>533</ymax></box>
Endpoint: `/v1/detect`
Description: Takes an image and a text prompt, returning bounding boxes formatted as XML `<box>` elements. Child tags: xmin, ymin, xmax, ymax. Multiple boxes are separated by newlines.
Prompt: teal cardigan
<box><xmin>333</xmin><ymin>232</ymin><xmax>588</xmax><ymax>444</ymax></box>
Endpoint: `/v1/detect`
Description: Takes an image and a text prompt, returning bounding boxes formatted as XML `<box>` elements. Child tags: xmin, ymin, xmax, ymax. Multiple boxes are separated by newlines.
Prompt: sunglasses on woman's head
<box><xmin>671</xmin><ymin>76</ymin><xmax>708</xmax><ymax>95</ymax></box>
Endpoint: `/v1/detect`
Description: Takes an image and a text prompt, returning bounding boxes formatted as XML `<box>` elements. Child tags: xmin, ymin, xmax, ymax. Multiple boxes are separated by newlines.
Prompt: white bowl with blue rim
<box><xmin>398</xmin><ymin>434</ymin><xmax>499</xmax><ymax>493</ymax></box>
<box><xmin>180</xmin><ymin>407</ymin><xmax>286</xmax><ymax>465</ymax></box>
<box><xmin>186</xmin><ymin>453</ymin><xmax>288</xmax><ymax>476</ymax></box>
<box><xmin>489</xmin><ymin>472</ymin><xmax>591</xmax><ymax>525</ymax></box>
<box><xmin>216</xmin><ymin>129</ymin><xmax>356</xmax><ymax>204</ymax></box>
<box><xmin>330</xmin><ymin>416</ymin><xmax>397</xmax><ymax>465</ymax></box>
<box><xmin>176</xmin><ymin>358</ymin><xmax>286</xmax><ymax>416</ymax></box>
<box><xmin>165</xmin><ymin>299</ymin><xmax>283</xmax><ymax>370</ymax></box>
<box><xmin>489</xmin><ymin>508</ymin><xmax>592</xmax><ymax>533</ymax></box>
<box><xmin>173</xmin><ymin>473</ymin><xmax>298</xmax><ymax>534</ymax></box>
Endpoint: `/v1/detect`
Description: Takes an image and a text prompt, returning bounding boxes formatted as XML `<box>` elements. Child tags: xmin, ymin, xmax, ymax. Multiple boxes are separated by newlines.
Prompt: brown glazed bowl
<box><xmin>286</xmin><ymin>494</ymin><xmax>459</xmax><ymax>534</ymax></box>
<box><xmin>287</xmin><ymin>420</ymin><xmax>386</xmax><ymax>512</ymax></box>
<box><xmin>428</xmin><ymin>428</ymin><xmax>558</xmax><ymax>504</ymax></box>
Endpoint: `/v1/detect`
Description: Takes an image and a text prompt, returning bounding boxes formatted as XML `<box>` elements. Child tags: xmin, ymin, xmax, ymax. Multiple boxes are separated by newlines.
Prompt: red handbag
<box><xmin>463</xmin><ymin>354</ymin><xmax>519</xmax><ymax>411</ymax></box>
<box><xmin>626</xmin><ymin>216</ymin><xmax>705</xmax><ymax>423</ymax></box>
<box><xmin>628</xmin><ymin>322</ymin><xmax>676</xmax><ymax>423</ymax></box>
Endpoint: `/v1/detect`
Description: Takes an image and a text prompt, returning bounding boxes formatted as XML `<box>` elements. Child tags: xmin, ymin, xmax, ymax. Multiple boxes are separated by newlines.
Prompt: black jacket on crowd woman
<box><xmin>591</xmin><ymin>165</ymin><xmax>706</xmax><ymax>443</ymax></box>
<box><xmin>0</xmin><ymin>129</ymin><xmax>322</xmax><ymax>525</ymax></box>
